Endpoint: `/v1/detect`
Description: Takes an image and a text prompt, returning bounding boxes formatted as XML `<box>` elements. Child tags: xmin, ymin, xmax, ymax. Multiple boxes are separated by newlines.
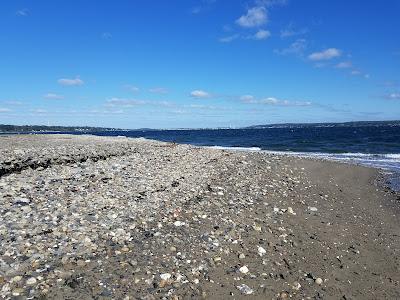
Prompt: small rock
<box><xmin>308</xmin><ymin>207</ymin><xmax>318</xmax><ymax>212</ymax></box>
<box><xmin>239</xmin><ymin>265</ymin><xmax>249</xmax><ymax>274</ymax></box>
<box><xmin>253</xmin><ymin>225</ymin><xmax>262</xmax><ymax>232</ymax></box>
<box><xmin>292</xmin><ymin>282</ymin><xmax>301</xmax><ymax>290</ymax></box>
<box><xmin>12</xmin><ymin>288</ymin><xmax>25</xmax><ymax>297</ymax></box>
<box><xmin>14</xmin><ymin>197</ymin><xmax>30</xmax><ymax>205</ymax></box>
<box><xmin>239</xmin><ymin>253</ymin><xmax>246</xmax><ymax>259</ymax></box>
<box><xmin>160</xmin><ymin>273</ymin><xmax>172</xmax><ymax>281</ymax></box>
<box><xmin>237</xmin><ymin>284</ymin><xmax>253</xmax><ymax>295</ymax></box>
<box><xmin>174</xmin><ymin>221</ymin><xmax>185</xmax><ymax>227</ymax></box>
<box><xmin>287</xmin><ymin>207</ymin><xmax>296</xmax><ymax>215</ymax></box>
<box><xmin>11</xmin><ymin>276</ymin><xmax>23</xmax><ymax>283</ymax></box>
<box><xmin>315</xmin><ymin>277</ymin><xmax>323</xmax><ymax>285</ymax></box>
<box><xmin>26</xmin><ymin>277</ymin><xmax>37</xmax><ymax>286</ymax></box>
<box><xmin>214</xmin><ymin>256</ymin><xmax>222</xmax><ymax>262</ymax></box>
<box><xmin>279</xmin><ymin>291</ymin><xmax>289</xmax><ymax>299</ymax></box>
<box><xmin>257</xmin><ymin>246</ymin><xmax>266</xmax><ymax>256</ymax></box>
<box><xmin>76</xmin><ymin>260</ymin><xmax>86</xmax><ymax>267</ymax></box>
<box><xmin>158</xmin><ymin>279</ymin><xmax>170</xmax><ymax>288</ymax></box>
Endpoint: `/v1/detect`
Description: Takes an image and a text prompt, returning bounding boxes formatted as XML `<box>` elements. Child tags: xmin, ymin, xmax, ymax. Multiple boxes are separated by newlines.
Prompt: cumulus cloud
<box><xmin>335</xmin><ymin>61</ymin><xmax>352</xmax><ymax>69</ymax></box>
<box><xmin>236</xmin><ymin>6</ymin><xmax>267</xmax><ymax>28</ymax></box>
<box><xmin>274</xmin><ymin>39</ymin><xmax>307</xmax><ymax>56</ymax></box>
<box><xmin>0</xmin><ymin>108</ymin><xmax>12</xmax><ymax>113</ymax></box>
<box><xmin>44</xmin><ymin>93</ymin><xmax>64</xmax><ymax>100</ymax></box>
<box><xmin>149</xmin><ymin>87</ymin><xmax>168</xmax><ymax>94</ymax></box>
<box><xmin>58</xmin><ymin>77</ymin><xmax>84</xmax><ymax>86</ymax></box>
<box><xmin>241</xmin><ymin>95</ymin><xmax>312</xmax><ymax>106</ymax></box>
<box><xmin>253</xmin><ymin>29</ymin><xmax>271</xmax><ymax>40</ymax></box>
<box><xmin>308</xmin><ymin>48</ymin><xmax>341</xmax><ymax>61</ymax></box>
<box><xmin>190</xmin><ymin>90</ymin><xmax>211</xmax><ymax>99</ymax></box>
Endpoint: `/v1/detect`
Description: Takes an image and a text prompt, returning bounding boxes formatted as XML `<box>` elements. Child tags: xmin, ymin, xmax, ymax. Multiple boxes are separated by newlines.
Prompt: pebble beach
<box><xmin>0</xmin><ymin>134</ymin><xmax>399</xmax><ymax>299</ymax></box>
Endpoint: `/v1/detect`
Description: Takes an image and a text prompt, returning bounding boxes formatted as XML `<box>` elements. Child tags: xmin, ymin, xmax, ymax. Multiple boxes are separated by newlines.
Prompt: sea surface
<box><xmin>36</xmin><ymin>122</ymin><xmax>400</xmax><ymax>191</ymax></box>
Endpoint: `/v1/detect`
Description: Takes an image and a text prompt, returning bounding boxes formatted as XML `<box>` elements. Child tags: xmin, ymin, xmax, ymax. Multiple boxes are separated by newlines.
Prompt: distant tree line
<box><xmin>0</xmin><ymin>124</ymin><xmax>121</xmax><ymax>133</ymax></box>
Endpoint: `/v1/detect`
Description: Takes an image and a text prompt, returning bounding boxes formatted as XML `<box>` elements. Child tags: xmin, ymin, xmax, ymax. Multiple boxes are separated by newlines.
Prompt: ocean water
<box><xmin>50</xmin><ymin>122</ymin><xmax>400</xmax><ymax>190</ymax></box>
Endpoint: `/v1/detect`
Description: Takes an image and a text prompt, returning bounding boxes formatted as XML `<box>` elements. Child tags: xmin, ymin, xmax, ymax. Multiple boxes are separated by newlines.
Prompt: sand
<box><xmin>0</xmin><ymin>134</ymin><xmax>399</xmax><ymax>299</ymax></box>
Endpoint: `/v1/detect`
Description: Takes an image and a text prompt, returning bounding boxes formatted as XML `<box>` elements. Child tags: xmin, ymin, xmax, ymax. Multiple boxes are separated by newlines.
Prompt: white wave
<box><xmin>207</xmin><ymin>146</ymin><xmax>262</xmax><ymax>152</ymax></box>
<box><xmin>260</xmin><ymin>150</ymin><xmax>400</xmax><ymax>172</ymax></box>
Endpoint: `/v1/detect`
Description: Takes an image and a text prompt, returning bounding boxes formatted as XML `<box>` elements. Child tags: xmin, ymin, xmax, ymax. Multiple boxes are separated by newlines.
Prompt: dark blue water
<box><xmin>92</xmin><ymin>125</ymin><xmax>400</xmax><ymax>154</ymax></box>
<box><xmin>39</xmin><ymin>122</ymin><xmax>400</xmax><ymax>190</ymax></box>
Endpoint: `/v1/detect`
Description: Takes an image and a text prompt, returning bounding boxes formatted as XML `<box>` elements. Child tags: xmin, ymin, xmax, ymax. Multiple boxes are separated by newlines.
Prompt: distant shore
<box><xmin>0</xmin><ymin>134</ymin><xmax>399</xmax><ymax>299</ymax></box>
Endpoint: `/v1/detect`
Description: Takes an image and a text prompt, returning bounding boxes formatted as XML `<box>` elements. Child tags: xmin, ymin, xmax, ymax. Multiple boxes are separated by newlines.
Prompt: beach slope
<box><xmin>0</xmin><ymin>134</ymin><xmax>399</xmax><ymax>299</ymax></box>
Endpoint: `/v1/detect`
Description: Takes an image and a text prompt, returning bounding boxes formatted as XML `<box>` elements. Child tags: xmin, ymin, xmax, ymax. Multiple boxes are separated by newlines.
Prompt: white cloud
<box><xmin>89</xmin><ymin>109</ymin><xmax>125</xmax><ymax>115</ymax></box>
<box><xmin>385</xmin><ymin>93</ymin><xmax>400</xmax><ymax>100</ymax></box>
<box><xmin>240</xmin><ymin>95</ymin><xmax>255</xmax><ymax>102</ymax></box>
<box><xmin>274</xmin><ymin>39</ymin><xmax>307</xmax><ymax>56</ymax></box>
<box><xmin>185</xmin><ymin>104</ymin><xmax>219</xmax><ymax>110</ymax></box>
<box><xmin>58</xmin><ymin>77</ymin><xmax>84</xmax><ymax>86</ymax></box>
<box><xmin>31</xmin><ymin>108</ymin><xmax>47</xmax><ymax>114</ymax></box>
<box><xmin>308</xmin><ymin>48</ymin><xmax>341</xmax><ymax>61</ymax></box>
<box><xmin>0</xmin><ymin>108</ymin><xmax>12</xmax><ymax>113</ymax></box>
<box><xmin>2</xmin><ymin>100</ymin><xmax>23</xmax><ymax>106</ymax></box>
<box><xmin>105</xmin><ymin>97</ymin><xmax>174</xmax><ymax>108</ymax></box>
<box><xmin>242</xmin><ymin>96</ymin><xmax>312</xmax><ymax>106</ymax></box>
<box><xmin>16</xmin><ymin>9</ymin><xmax>28</xmax><ymax>16</ymax></box>
<box><xmin>351</xmin><ymin>70</ymin><xmax>361</xmax><ymax>75</ymax></box>
<box><xmin>190</xmin><ymin>90</ymin><xmax>211</xmax><ymax>99</ymax></box>
<box><xmin>106</xmin><ymin>98</ymin><xmax>146</xmax><ymax>107</ymax></box>
<box><xmin>149</xmin><ymin>87</ymin><xmax>168</xmax><ymax>94</ymax></box>
<box><xmin>253</xmin><ymin>29</ymin><xmax>271</xmax><ymax>40</ymax></box>
<box><xmin>219</xmin><ymin>34</ymin><xmax>240</xmax><ymax>43</ymax></box>
<box><xmin>335</xmin><ymin>61</ymin><xmax>352</xmax><ymax>69</ymax></box>
<box><xmin>236</xmin><ymin>6</ymin><xmax>267</xmax><ymax>28</ymax></box>
<box><xmin>124</xmin><ymin>85</ymin><xmax>140</xmax><ymax>92</ymax></box>
<box><xmin>44</xmin><ymin>93</ymin><xmax>64</xmax><ymax>100</ymax></box>
<box><xmin>280</xmin><ymin>26</ymin><xmax>307</xmax><ymax>38</ymax></box>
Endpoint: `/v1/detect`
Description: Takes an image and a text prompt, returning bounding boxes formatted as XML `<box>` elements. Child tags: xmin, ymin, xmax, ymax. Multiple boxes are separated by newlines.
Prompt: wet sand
<box><xmin>0</xmin><ymin>134</ymin><xmax>399</xmax><ymax>299</ymax></box>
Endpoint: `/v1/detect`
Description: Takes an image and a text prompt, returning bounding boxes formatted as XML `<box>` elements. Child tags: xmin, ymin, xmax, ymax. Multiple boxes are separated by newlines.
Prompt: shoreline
<box><xmin>0</xmin><ymin>134</ymin><xmax>399</xmax><ymax>299</ymax></box>
<box><xmin>3</xmin><ymin>131</ymin><xmax>400</xmax><ymax>192</ymax></box>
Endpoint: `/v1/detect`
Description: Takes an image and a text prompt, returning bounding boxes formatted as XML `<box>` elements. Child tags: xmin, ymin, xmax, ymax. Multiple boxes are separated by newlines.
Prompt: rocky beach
<box><xmin>0</xmin><ymin>134</ymin><xmax>399</xmax><ymax>299</ymax></box>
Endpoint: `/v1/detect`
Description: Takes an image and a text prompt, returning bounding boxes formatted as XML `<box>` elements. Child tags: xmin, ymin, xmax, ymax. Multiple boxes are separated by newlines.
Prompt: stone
<box><xmin>26</xmin><ymin>277</ymin><xmax>37</xmax><ymax>286</ymax></box>
<box><xmin>237</xmin><ymin>284</ymin><xmax>253</xmax><ymax>295</ymax></box>
<box><xmin>279</xmin><ymin>291</ymin><xmax>289</xmax><ymax>299</ymax></box>
<box><xmin>160</xmin><ymin>273</ymin><xmax>172</xmax><ymax>280</ymax></box>
<box><xmin>239</xmin><ymin>265</ymin><xmax>249</xmax><ymax>274</ymax></box>
<box><xmin>12</xmin><ymin>288</ymin><xmax>25</xmax><ymax>297</ymax></box>
<box><xmin>291</xmin><ymin>282</ymin><xmax>301</xmax><ymax>290</ymax></box>
<box><xmin>315</xmin><ymin>277</ymin><xmax>323</xmax><ymax>285</ymax></box>
<box><xmin>287</xmin><ymin>207</ymin><xmax>296</xmax><ymax>215</ymax></box>
<box><xmin>174</xmin><ymin>221</ymin><xmax>185</xmax><ymax>227</ymax></box>
<box><xmin>257</xmin><ymin>246</ymin><xmax>266</xmax><ymax>256</ymax></box>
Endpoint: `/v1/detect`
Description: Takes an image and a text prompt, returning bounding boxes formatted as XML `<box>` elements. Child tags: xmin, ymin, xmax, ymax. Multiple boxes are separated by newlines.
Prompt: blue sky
<box><xmin>0</xmin><ymin>0</ymin><xmax>399</xmax><ymax>129</ymax></box>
